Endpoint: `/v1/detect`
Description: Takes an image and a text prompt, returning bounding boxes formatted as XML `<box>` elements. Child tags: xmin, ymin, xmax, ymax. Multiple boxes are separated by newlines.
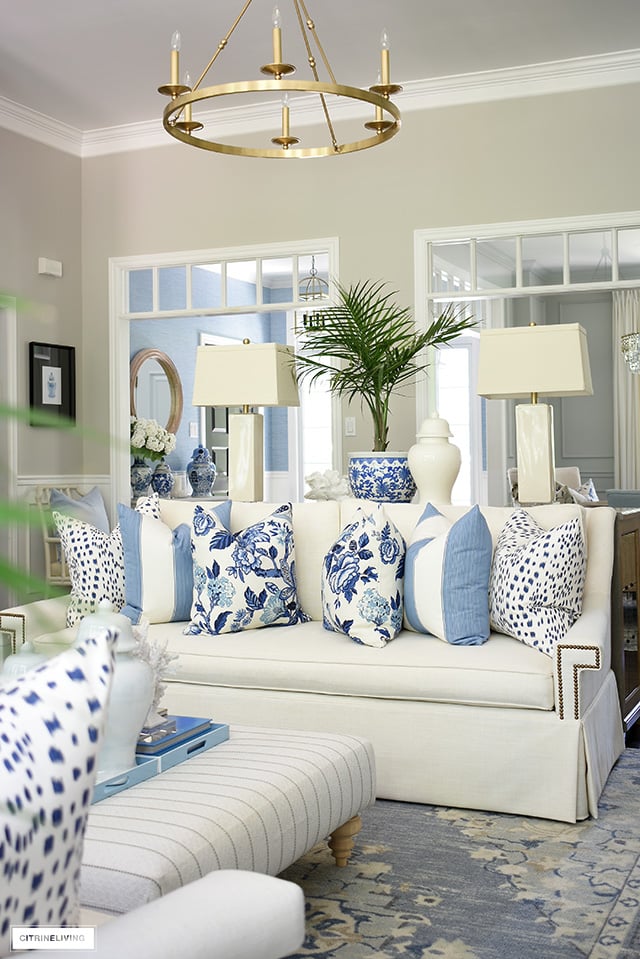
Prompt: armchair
<box><xmin>7</xmin><ymin>871</ymin><xmax>305</xmax><ymax>959</ymax></box>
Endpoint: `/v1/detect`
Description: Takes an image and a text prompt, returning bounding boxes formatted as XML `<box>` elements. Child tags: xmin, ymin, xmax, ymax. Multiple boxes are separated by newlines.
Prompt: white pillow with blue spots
<box><xmin>53</xmin><ymin>493</ymin><xmax>161</xmax><ymax>627</ymax></box>
<box><xmin>0</xmin><ymin>632</ymin><xmax>115</xmax><ymax>954</ymax></box>
<box><xmin>185</xmin><ymin>503</ymin><xmax>309</xmax><ymax>635</ymax></box>
<box><xmin>322</xmin><ymin>505</ymin><xmax>405</xmax><ymax>648</ymax></box>
<box><xmin>404</xmin><ymin>503</ymin><xmax>493</xmax><ymax>645</ymax></box>
<box><xmin>489</xmin><ymin>508</ymin><xmax>586</xmax><ymax>656</ymax></box>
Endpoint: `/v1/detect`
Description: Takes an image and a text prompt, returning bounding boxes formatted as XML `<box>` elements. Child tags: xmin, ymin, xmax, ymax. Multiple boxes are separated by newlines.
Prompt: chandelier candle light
<box><xmin>157</xmin><ymin>1</ymin><xmax>402</xmax><ymax>159</ymax></box>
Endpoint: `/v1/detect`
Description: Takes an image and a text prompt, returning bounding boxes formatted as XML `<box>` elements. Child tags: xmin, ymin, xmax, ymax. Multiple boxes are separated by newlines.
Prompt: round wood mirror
<box><xmin>130</xmin><ymin>349</ymin><xmax>184</xmax><ymax>435</ymax></box>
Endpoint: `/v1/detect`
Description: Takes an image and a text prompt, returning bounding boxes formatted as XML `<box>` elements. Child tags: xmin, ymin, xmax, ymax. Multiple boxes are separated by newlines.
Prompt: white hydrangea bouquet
<box><xmin>130</xmin><ymin>416</ymin><xmax>177</xmax><ymax>462</ymax></box>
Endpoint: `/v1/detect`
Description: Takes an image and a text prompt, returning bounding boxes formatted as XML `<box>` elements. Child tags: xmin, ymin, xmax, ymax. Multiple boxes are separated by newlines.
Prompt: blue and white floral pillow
<box><xmin>322</xmin><ymin>505</ymin><xmax>405</xmax><ymax>648</ymax></box>
<box><xmin>186</xmin><ymin>503</ymin><xmax>309</xmax><ymax>635</ymax></box>
<box><xmin>489</xmin><ymin>508</ymin><xmax>586</xmax><ymax>656</ymax></box>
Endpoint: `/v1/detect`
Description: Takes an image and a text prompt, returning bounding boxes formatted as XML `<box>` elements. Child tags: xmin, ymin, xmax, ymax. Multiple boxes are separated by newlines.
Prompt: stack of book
<box><xmin>136</xmin><ymin>715</ymin><xmax>221</xmax><ymax>756</ymax></box>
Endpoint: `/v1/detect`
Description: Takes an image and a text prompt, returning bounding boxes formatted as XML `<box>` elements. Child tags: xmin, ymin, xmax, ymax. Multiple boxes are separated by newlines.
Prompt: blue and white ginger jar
<box><xmin>131</xmin><ymin>457</ymin><xmax>153</xmax><ymax>498</ymax></box>
<box><xmin>187</xmin><ymin>445</ymin><xmax>216</xmax><ymax>497</ymax></box>
<box><xmin>151</xmin><ymin>460</ymin><xmax>175</xmax><ymax>498</ymax></box>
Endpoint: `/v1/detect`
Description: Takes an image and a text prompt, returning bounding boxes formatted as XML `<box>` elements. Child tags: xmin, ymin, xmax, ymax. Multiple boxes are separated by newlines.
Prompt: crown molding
<box><xmin>0</xmin><ymin>96</ymin><xmax>83</xmax><ymax>155</ymax></box>
<box><xmin>2</xmin><ymin>48</ymin><xmax>639</xmax><ymax>158</ymax></box>
<box><xmin>400</xmin><ymin>46</ymin><xmax>640</xmax><ymax>112</ymax></box>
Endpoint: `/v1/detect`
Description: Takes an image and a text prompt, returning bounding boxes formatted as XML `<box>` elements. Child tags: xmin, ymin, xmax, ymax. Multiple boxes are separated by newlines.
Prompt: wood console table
<box><xmin>611</xmin><ymin>509</ymin><xmax>640</xmax><ymax>731</ymax></box>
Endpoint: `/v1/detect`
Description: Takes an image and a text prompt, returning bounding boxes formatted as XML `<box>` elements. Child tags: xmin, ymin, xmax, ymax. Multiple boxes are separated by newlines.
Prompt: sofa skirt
<box><xmin>165</xmin><ymin>669</ymin><xmax>624</xmax><ymax>823</ymax></box>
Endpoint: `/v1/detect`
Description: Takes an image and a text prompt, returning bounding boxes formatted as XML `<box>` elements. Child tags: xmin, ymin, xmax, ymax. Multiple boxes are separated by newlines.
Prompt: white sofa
<box><xmin>1</xmin><ymin>499</ymin><xmax>624</xmax><ymax>824</ymax></box>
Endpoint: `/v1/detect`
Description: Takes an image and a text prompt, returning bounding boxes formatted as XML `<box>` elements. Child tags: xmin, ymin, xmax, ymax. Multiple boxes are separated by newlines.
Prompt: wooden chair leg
<box><xmin>328</xmin><ymin>814</ymin><xmax>362</xmax><ymax>867</ymax></box>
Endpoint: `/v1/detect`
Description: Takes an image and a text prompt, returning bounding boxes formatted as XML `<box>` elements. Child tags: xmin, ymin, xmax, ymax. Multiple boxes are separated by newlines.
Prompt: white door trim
<box><xmin>0</xmin><ymin>296</ymin><xmax>19</xmax><ymax>606</ymax></box>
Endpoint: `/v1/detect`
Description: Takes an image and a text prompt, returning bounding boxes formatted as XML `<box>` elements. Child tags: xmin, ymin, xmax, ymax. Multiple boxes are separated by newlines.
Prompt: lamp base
<box><xmin>515</xmin><ymin>404</ymin><xmax>555</xmax><ymax>505</ymax></box>
<box><xmin>228</xmin><ymin>412</ymin><xmax>263</xmax><ymax>502</ymax></box>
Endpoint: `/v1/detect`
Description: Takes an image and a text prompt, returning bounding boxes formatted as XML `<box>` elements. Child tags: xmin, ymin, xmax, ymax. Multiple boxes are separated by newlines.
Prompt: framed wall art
<box><xmin>29</xmin><ymin>341</ymin><xmax>76</xmax><ymax>425</ymax></box>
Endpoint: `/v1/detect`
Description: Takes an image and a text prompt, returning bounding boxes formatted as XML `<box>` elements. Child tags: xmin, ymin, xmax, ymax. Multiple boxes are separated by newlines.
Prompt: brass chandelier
<box><xmin>157</xmin><ymin>0</ymin><xmax>402</xmax><ymax>159</ymax></box>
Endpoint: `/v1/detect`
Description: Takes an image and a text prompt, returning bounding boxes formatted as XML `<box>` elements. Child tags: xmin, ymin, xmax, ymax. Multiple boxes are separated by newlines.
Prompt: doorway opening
<box><xmin>415</xmin><ymin>212</ymin><xmax>640</xmax><ymax>504</ymax></box>
<box><xmin>111</xmin><ymin>238</ymin><xmax>340</xmax><ymax>506</ymax></box>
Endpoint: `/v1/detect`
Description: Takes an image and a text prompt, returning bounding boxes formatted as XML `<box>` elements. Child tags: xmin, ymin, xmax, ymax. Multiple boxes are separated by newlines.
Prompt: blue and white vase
<box><xmin>151</xmin><ymin>459</ymin><xmax>175</xmax><ymax>498</ymax></box>
<box><xmin>348</xmin><ymin>452</ymin><xmax>417</xmax><ymax>503</ymax></box>
<box><xmin>187</xmin><ymin>445</ymin><xmax>216</xmax><ymax>497</ymax></box>
<box><xmin>131</xmin><ymin>457</ymin><xmax>153</xmax><ymax>498</ymax></box>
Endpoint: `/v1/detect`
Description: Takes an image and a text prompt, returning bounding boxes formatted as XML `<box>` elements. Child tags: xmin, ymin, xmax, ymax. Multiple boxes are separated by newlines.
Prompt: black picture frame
<box><xmin>29</xmin><ymin>341</ymin><xmax>76</xmax><ymax>425</ymax></box>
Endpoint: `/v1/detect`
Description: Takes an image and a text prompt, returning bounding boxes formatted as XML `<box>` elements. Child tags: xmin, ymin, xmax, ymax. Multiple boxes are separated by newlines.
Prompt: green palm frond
<box><xmin>0</xmin><ymin>556</ymin><xmax>57</xmax><ymax>598</ymax></box>
<box><xmin>295</xmin><ymin>279</ymin><xmax>475</xmax><ymax>450</ymax></box>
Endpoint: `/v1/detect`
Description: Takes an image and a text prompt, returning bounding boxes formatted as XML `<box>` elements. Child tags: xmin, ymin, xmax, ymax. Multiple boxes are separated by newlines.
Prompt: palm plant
<box><xmin>294</xmin><ymin>279</ymin><xmax>475</xmax><ymax>451</ymax></box>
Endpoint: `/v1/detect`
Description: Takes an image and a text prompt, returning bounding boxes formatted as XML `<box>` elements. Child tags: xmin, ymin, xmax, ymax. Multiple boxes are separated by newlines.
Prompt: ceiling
<box><xmin>2</xmin><ymin>0</ymin><xmax>640</xmax><ymax>133</ymax></box>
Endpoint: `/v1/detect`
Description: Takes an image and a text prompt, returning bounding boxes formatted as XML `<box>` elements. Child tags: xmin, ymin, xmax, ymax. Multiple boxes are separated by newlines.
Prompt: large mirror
<box><xmin>130</xmin><ymin>348</ymin><xmax>184</xmax><ymax>434</ymax></box>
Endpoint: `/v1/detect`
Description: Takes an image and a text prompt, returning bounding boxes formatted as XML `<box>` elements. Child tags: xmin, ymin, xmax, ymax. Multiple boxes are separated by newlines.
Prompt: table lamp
<box><xmin>192</xmin><ymin>339</ymin><xmax>299</xmax><ymax>501</ymax></box>
<box><xmin>477</xmin><ymin>323</ymin><xmax>593</xmax><ymax>504</ymax></box>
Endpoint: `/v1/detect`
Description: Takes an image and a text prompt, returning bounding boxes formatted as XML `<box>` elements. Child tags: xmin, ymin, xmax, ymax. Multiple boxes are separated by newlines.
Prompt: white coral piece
<box><xmin>304</xmin><ymin>469</ymin><xmax>350</xmax><ymax>501</ymax></box>
<box><xmin>132</xmin><ymin>619</ymin><xmax>180</xmax><ymax>725</ymax></box>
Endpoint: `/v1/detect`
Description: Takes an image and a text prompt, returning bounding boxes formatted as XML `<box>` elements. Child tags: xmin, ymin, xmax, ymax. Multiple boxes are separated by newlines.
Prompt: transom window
<box><xmin>124</xmin><ymin>253</ymin><xmax>331</xmax><ymax>317</ymax></box>
<box><xmin>422</xmin><ymin>214</ymin><xmax>640</xmax><ymax>301</ymax></box>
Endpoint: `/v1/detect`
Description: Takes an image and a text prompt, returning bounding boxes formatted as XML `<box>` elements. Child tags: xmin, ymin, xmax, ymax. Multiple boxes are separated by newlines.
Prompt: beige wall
<box><xmin>80</xmin><ymin>82</ymin><xmax>640</xmax><ymax>470</ymax></box>
<box><xmin>0</xmin><ymin>128</ymin><xmax>83</xmax><ymax>475</ymax></box>
<box><xmin>6</xmin><ymin>81</ymin><xmax>640</xmax><ymax>477</ymax></box>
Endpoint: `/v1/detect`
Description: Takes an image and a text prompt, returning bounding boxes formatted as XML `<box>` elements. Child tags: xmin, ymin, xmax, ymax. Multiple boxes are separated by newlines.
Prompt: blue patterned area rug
<box><xmin>279</xmin><ymin>749</ymin><xmax>640</xmax><ymax>959</ymax></box>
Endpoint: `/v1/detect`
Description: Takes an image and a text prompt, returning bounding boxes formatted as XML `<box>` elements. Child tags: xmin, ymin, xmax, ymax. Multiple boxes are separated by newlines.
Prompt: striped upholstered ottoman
<box><xmin>80</xmin><ymin>725</ymin><xmax>376</xmax><ymax>916</ymax></box>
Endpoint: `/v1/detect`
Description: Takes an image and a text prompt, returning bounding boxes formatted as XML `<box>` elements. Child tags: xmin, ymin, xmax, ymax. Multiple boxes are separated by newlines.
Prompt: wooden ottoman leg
<box><xmin>328</xmin><ymin>814</ymin><xmax>362</xmax><ymax>867</ymax></box>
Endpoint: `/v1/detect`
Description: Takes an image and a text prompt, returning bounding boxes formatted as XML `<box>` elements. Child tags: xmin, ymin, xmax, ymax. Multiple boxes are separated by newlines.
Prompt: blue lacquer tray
<box><xmin>91</xmin><ymin>722</ymin><xmax>229</xmax><ymax>803</ymax></box>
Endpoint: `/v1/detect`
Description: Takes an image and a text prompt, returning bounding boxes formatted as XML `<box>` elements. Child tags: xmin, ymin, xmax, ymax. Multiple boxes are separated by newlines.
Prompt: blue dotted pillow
<box><xmin>53</xmin><ymin>493</ymin><xmax>162</xmax><ymax>627</ymax></box>
<box><xmin>185</xmin><ymin>503</ymin><xmax>309</xmax><ymax>635</ymax></box>
<box><xmin>322</xmin><ymin>505</ymin><xmax>405</xmax><ymax>647</ymax></box>
<box><xmin>0</xmin><ymin>633</ymin><xmax>115</xmax><ymax>953</ymax></box>
<box><xmin>489</xmin><ymin>509</ymin><xmax>586</xmax><ymax>656</ymax></box>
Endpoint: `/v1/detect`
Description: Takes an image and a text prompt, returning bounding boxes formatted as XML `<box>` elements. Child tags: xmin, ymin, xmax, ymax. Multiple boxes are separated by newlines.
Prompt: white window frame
<box><xmin>109</xmin><ymin>238</ymin><xmax>340</xmax><ymax>507</ymax></box>
<box><xmin>414</xmin><ymin>211</ymin><xmax>640</xmax><ymax>505</ymax></box>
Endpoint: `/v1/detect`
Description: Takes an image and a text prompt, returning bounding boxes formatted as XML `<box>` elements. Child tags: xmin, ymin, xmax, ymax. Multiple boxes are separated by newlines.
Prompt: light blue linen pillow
<box><xmin>404</xmin><ymin>503</ymin><xmax>493</xmax><ymax>645</ymax></box>
<box><xmin>186</xmin><ymin>502</ymin><xmax>309</xmax><ymax>635</ymax></box>
<box><xmin>50</xmin><ymin>486</ymin><xmax>110</xmax><ymax>533</ymax></box>
<box><xmin>321</xmin><ymin>505</ymin><xmax>405</xmax><ymax>648</ymax></box>
<box><xmin>118</xmin><ymin>499</ymin><xmax>231</xmax><ymax>625</ymax></box>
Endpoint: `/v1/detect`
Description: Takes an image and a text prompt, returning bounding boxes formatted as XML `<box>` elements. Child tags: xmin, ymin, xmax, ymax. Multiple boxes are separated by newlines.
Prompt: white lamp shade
<box><xmin>477</xmin><ymin>323</ymin><xmax>593</xmax><ymax>399</ymax></box>
<box><xmin>192</xmin><ymin>341</ymin><xmax>300</xmax><ymax>408</ymax></box>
